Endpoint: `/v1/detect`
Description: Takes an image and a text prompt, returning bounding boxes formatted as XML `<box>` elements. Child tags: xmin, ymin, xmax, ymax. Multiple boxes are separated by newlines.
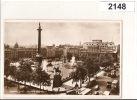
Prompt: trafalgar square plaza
<box><xmin>4</xmin><ymin>21</ymin><xmax>121</xmax><ymax>96</ymax></box>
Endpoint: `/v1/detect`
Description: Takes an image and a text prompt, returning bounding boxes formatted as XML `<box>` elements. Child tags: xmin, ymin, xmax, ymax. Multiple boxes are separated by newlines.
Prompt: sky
<box><xmin>4</xmin><ymin>20</ymin><xmax>121</xmax><ymax>46</ymax></box>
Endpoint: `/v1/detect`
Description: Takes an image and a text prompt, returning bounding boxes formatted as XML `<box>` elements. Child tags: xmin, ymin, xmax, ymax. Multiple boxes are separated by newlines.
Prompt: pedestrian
<box><xmin>78</xmin><ymin>87</ymin><xmax>81</xmax><ymax>94</ymax></box>
<box><xmin>76</xmin><ymin>87</ymin><xmax>79</xmax><ymax>94</ymax></box>
<box><xmin>72</xmin><ymin>80</ymin><xmax>73</xmax><ymax>84</ymax></box>
<box><xmin>75</xmin><ymin>83</ymin><xmax>78</xmax><ymax>89</ymax></box>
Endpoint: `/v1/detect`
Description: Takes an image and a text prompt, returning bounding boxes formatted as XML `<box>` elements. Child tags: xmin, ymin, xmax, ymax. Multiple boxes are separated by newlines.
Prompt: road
<box><xmin>91</xmin><ymin>68</ymin><xmax>120</xmax><ymax>95</ymax></box>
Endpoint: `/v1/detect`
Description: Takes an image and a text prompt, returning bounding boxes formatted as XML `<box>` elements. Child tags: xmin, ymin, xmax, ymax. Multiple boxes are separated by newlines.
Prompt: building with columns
<box><xmin>82</xmin><ymin>40</ymin><xmax>117</xmax><ymax>53</ymax></box>
<box><xmin>79</xmin><ymin>40</ymin><xmax>118</xmax><ymax>61</ymax></box>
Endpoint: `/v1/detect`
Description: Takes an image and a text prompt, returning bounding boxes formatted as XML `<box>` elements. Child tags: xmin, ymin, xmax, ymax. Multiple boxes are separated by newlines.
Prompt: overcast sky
<box><xmin>4</xmin><ymin>20</ymin><xmax>121</xmax><ymax>46</ymax></box>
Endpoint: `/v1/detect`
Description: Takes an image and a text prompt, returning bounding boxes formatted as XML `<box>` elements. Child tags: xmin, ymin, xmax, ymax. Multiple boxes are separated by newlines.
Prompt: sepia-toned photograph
<box><xmin>4</xmin><ymin>20</ymin><xmax>121</xmax><ymax>96</ymax></box>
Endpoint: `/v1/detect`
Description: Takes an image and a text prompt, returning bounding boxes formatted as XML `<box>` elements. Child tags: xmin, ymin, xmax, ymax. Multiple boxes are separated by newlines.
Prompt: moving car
<box><xmin>102</xmin><ymin>91</ymin><xmax>111</xmax><ymax>95</ymax></box>
<box><xmin>107</xmin><ymin>73</ymin><xmax>111</xmax><ymax>77</ymax></box>
<box><xmin>94</xmin><ymin>91</ymin><xmax>99</xmax><ymax>95</ymax></box>
<box><xmin>105</xmin><ymin>66</ymin><xmax>111</xmax><ymax>72</ymax></box>
<box><xmin>85</xmin><ymin>78</ymin><xmax>96</xmax><ymax>88</ymax></box>
<box><xmin>111</xmin><ymin>70</ymin><xmax>116</xmax><ymax>78</ymax></box>
<box><xmin>106</xmin><ymin>81</ymin><xmax>112</xmax><ymax>88</ymax></box>
<box><xmin>111</xmin><ymin>80</ymin><xmax>119</xmax><ymax>93</ymax></box>
<box><xmin>94</xmin><ymin>85</ymin><xmax>99</xmax><ymax>91</ymax></box>
<box><xmin>100</xmin><ymin>67</ymin><xmax>105</xmax><ymax>70</ymax></box>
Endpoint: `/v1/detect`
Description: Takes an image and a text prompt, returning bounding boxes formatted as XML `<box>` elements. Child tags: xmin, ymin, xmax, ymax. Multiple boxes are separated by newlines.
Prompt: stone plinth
<box><xmin>36</xmin><ymin>53</ymin><xmax>43</xmax><ymax>65</ymax></box>
<box><xmin>53</xmin><ymin>75</ymin><xmax>62</xmax><ymax>88</ymax></box>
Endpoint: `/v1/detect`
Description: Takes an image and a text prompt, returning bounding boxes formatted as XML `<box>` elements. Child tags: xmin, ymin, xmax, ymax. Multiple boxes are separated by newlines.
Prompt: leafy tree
<box><xmin>72</xmin><ymin>64</ymin><xmax>87</xmax><ymax>88</ymax></box>
<box><xmin>81</xmin><ymin>55</ymin><xmax>88</xmax><ymax>62</ymax></box>
<box><xmin>18</xmin><ymin>61</ymin><xmax>32</xmax><ymax>92</ymax></box>
<box><xmin>92</xmin><ymin>56</ymin><xmax>100</xmax><ymax>72</ymax></box>
<box><xmin>41</xmin><ymin>70</ymin><xmax>50</xmax><ymax>90</ymax></box>
<box><xmin>15</xmin><ymin>69</ymin><xmax>22</xmax><ymax>89</ymax></box>
<box><xmin>84</xmin><ymin>57</ymin><xmax>94</xmax><ymax>82</ymax></box>
<box><xmin>4</xmin><ymin>65</ymin><xmax>17</xmax><ymax>89</ymax></box>
<box><xmin>9</xmin><ymin>65</ymin><xmax>17</xmax><ymax>80</ymax></box>
<box><xmin>4</xmin><ymin>65</ymin><xmax>10</xmax><ymax>78</ymax></box>
<box><xmin>82</xmin><ymin>55</ymin><xmax>101</xmax><ymax>82</ymax></box>
<box><xmin>74</xmin><ymin>54</ymin><xmax>79</xmax><ymax>61</ymax></box>
<box><xmin>35</xmin><ymin>66</ymin><xmax>50</xmax><ymax>93</ymax></box>
<box><xmin>100</xmin><ymin>54</ymin><xmax>115</xmax><ymax>67</ymax></box>
<box><xmin>67</xmin><ymin>52</ymin><xmax>72</xmax><ymax>62</ymax></box>
<box><xmin>4</xmin><ymin>58</ymin><xmax>11</xmax><ymax>77</ymax></box>
<box><xmin>29</xmin><ymin>71</ymin><xmax>36</xmax><ymax>85</ymax></box>
<box><xmin>5</xmin><ymin>58</ymin><xmax>11</xmax><ymax>66</ymax></box>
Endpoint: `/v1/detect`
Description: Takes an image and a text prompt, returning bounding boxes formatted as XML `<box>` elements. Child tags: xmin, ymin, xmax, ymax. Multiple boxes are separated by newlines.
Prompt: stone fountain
<box><xmin>42</xmin><ymin>59</ymin><xmax>48</xmax><ymax>72</ymax></box>
<box><xmin>70</xmin><ymin>56</ymin><xmax>75</xmax><ymax>66</ymax></box>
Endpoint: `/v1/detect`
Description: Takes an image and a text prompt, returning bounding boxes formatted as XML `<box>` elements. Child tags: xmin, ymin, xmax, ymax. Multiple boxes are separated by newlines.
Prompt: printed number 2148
<box><xmin>108</xmin><ymin>3</ymin><xmax>126</xmax><ymax>10</ymax></box>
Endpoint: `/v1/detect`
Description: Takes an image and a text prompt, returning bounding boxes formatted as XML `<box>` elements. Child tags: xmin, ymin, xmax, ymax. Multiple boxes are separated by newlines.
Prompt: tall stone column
<box><xmin>36</xmin><ymin>22</ymin><xmax>43</xmax><ymax>65</ymax></box>
<box><xmin>37</xmin><ymin>22</ymin><xmax>42</xmax><ymax>54</ymax></box>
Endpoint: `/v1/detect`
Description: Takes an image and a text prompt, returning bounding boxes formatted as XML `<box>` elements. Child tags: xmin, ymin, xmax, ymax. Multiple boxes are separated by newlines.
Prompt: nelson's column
<box><xmin>36</xmin><ymin>22</ymin><xmax>43</xmax><ymax>65</ymax></box>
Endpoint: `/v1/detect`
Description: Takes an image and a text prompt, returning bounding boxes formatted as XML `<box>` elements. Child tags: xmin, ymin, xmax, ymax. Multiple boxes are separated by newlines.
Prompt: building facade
<box><xmin>4</xmin><ymin>43</ymin><xmax>47</xmax><ymax>61</ymax></box>
<box><xmin>79</xmin><ymin>40</ymin><xmax>118</xmax><ymax>61</ymax></box>
<box><xmin>4</xmin><ymin>39</ymin><xmax>119</xmax><ymax>62</ymax></box>
<box><xmin>82</xmin><ymin>40</ymin><xmax>117</xmax><ymax>53</ymax></box>
<box><xmin>46</xmin><ymin>46</ymin><xmax>56</xmax><ymax>58</ymax></box>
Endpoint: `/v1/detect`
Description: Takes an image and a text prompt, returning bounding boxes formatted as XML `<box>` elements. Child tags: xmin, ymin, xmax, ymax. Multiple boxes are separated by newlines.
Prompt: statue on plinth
<box><xmin>53</xmin><ymin>67</ymin><xmax>62</xmax><ymax>88</ymax></box>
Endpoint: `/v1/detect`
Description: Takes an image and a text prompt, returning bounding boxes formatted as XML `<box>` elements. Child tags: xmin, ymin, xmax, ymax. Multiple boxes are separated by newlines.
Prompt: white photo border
<box><xmin>1</xmin><ymin>0</ymin><xmax>136</xmax><ymax>99</ymax></box>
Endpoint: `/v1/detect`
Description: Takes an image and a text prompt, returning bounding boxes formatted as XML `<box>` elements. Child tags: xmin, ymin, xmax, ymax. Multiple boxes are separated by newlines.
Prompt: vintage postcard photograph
<box><xmin>3</xmin><ymin>20</ymin><xmax>121</xmax><ymax>98</ymax></box>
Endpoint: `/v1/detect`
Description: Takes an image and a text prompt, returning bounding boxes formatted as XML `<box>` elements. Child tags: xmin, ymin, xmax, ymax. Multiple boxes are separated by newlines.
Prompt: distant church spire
<box><xmin>14</xmin><ymin>37</ymin><xmax>19</xmax><ymax>48</ymax></box>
